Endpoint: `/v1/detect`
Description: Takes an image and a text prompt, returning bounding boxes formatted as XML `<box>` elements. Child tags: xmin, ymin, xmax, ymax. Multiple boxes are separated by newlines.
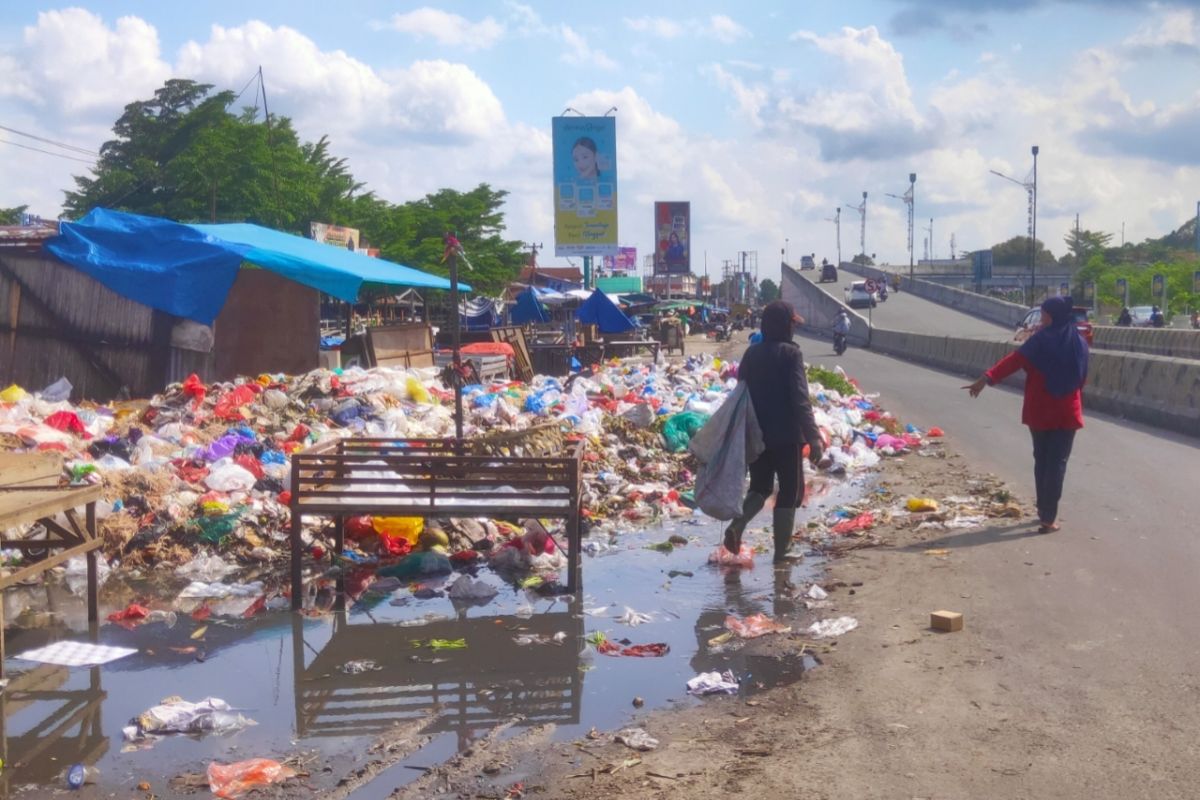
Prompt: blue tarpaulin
<box><xmin>46</xmin><ymin>208</ymin><xmax>470</xmax><ymax>325</ymax></box>
<box><xmin>575</xmin><ymin>289</ymin><xmax>635</xmax><ymax>334</ymax></box>
<box><xmin>511</xmin><ymin>288</ymin><xmax>550</xmax><ymax>324</ymax></box>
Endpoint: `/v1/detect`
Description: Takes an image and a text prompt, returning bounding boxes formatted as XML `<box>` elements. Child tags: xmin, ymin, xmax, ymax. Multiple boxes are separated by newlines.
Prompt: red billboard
<box><xmin>654</xmin><ymin>201</ymin><xmax>690</xmax><ymax>274</ymax></box>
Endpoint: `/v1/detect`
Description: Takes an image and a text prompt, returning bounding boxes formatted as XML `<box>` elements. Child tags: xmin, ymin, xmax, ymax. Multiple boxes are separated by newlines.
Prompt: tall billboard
<box><xmin>311</xmin><ymin>222</ymin><xmax>361</xmax><ymax>251</ymax></box>
<box><xmin>552</xmin><ymin>116</ymin><xmax>618</xmax><ymax>257</ymax></box>
<box><xmin>603</xmin><ymin>246</ymin><xmax>638</xmax><ymax>275</ymax></box>
<box><xmin>654</xmin><ymin>201</ymin><xmax>690</xmax><ymax>274</ymax></box>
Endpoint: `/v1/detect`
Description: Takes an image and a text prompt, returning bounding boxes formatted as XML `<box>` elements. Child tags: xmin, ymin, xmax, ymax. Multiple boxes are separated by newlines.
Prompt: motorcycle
<box><xmin>878</xmin><ymin>284</ymin><xmax>888</xmax><ymax>302</ymax></box>
<box><xmin>713</xmin><ymin>324</ymin><xmax>732</xmax><ymax>342</ymax></box>
<box><xmin>833</xmin><ymin>332</ymin><xmax>847</xmax><ymax>355</ymax></box>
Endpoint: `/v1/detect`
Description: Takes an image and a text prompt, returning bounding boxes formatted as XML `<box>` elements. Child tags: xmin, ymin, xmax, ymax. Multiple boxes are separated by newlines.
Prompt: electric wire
<box><xmin>0</xmin><ymin>124</ymin><xmax>99</xmax><ymax>156</ymax></box>
<box><xmin>0</xmin><ymin>137</ymin><xmax>96</xmax><ymax>164</ymax></box>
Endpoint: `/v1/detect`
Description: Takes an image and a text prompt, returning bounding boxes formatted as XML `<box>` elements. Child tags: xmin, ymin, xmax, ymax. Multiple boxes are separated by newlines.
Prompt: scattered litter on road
<box><xmin>806</xmin><ymin>616</ymin><xmax>859</xmax><ymax>638</ymax></box>
<box><xmin>686</xmin><ymin>669</ymin><xmax>740</xmax><ymax>696</ymax></box>
<box><xmin>614</xmin><ymin>727</ymin><xmax>660</xmax><ymax>751</ymax></box>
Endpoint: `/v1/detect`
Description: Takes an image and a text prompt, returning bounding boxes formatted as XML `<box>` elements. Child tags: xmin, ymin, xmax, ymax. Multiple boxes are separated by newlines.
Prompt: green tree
<box><xmin>1062</xmin><ymin>228</ymin><xmax>1113</xmax><ymax>270</ymax></box>
<box><xmin>759</xmin><ymin>278</ymin><xmax>780</xmax><ymax>303</ymax></box>
<box><xmin>851</xmin><ymin>253</ymin><xmax>875</xmax><ymax>266</ymax></box>
<box><xmin>0</xmin><ymin>205</ymin><xmax>29</xmax><ymax>225</ymax></box>
<box><xmin>990</xmin><ymin>236</ymin><xmax>1056</xmax><ymax>267</ymax></box>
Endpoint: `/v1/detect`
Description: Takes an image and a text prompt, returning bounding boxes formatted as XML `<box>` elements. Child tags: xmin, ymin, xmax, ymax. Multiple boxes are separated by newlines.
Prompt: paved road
<box><xmin>806</xmin><ymin>267</ymin><xmax>1012</xmax><ymax>339</ymax></box>
<box><xmin>797</xmin><ymin>331</ymin><xmax>1200</xmax><ymax>790</ymax></box>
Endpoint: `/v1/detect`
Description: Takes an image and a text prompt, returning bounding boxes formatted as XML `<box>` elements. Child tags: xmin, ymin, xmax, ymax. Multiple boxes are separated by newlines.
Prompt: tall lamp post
<box><xmin>1031</xmin><ymin>145</ymin><xmax>1039</xmax><ymax>302</ymax></box>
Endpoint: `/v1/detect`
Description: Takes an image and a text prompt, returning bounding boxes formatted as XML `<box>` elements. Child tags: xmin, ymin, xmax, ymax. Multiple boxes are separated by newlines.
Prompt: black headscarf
<box><xmin>760</xmin><ymin>300</ymin><xmax>797</xmax><ymax>342</ymax></box>
<box><xmin>1017</xmin><ymin>296</ymin><xmax>1089</xmax><ymax>397</ymax></box>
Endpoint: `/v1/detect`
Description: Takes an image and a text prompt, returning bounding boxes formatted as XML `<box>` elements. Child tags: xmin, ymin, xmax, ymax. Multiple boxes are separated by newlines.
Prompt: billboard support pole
<box><xmin>583</xmin><ymin>256</ymin><xmax>591</xmax><ymax>291</ymax></box>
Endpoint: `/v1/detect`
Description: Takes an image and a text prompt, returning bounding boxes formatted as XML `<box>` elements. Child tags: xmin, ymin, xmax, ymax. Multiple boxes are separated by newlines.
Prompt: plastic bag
<box><xmin>205</xmin><ymin>465</ymin><xmax>257</xmax><ymax>492</ymax></box>
<box><xmin>446</xmin><ymin>574</ymin><xmax>498</xmax><ymax>601</ymax></box>
<box><xmin>0</xmin><ymin>383</ymin><xmax>27</xmax><ymax>403</ymax></box>
<box><xmin>377</xmin><ymin>550</ymin><xmax>451</xmax><ymax>579</ymax></box>
<box><xmin>213</xmin><ymin>385</ymin><xmax>256</xmax><ymax>421</ymax></box>
<box><xmin>806</xmin><ymin>616</ymin><xmax>859</xmax><ymax>638</ymax></box>
<box><xmin>906</xmin><ymin>497</ymin><xmax>940</xmax><ymax>512</ymax></box>
<box><xmin>686</xmin><ymin>669</ymin><xmax>739</xmax><ymax>696</ymax></box>
<box><xmin>830</xmin><ymin>511</ymin><xmax>875</xmax><ymax>535</ymax></box>
<box><xmin>40</xmin><ymin>377</ymin><xmax>73</xmax><ymax>402</ymax></box>
<box><xmin>406</xmin><ymin>376</ymin><xmax>432</xmax><ymax>404</ymax></box>
<box><xmin>207</xmin><ymin>759</ymin><xmax>295</xmax><ymax>799</ymax></box>
<box><xmin>689</xmin><ymin>383</ymin><xmax>765</xmax><ymax>520</ymax></box>
<box><xmin>725</xmin><ymin>613</ymin><xmax>791</xmax><ymax>638</ymax></box>
<box><xmin>124</xmin><ymin>697</ymin><xmax>254</xmax><ymax>743</ymax></box>
<box><xmin>372</xmin><ymin>516</ymin><xmax>423</xmax><ymax>543</ymax></box>
<box><xmin>662</xmin><ymin>411</ymin><xmax>709</xmax><ymax>452</ymax></box>
<box><xmin>707</xmin><ymin>544</ymin><xmax>754</xmax><ymax>567</ymax></box>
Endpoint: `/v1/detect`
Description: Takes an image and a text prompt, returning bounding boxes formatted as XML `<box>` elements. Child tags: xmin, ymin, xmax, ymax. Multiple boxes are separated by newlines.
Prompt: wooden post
<box><xmin>85</xmin><ymin>501</ymin><xmax>98</xmax><ymax>623</ymax></box>
<box><xmin>449</xmin><ymin>250</ymin><xmax>464</xmax><ymax>440</ymax></box>
<box><xmin>290</xmin><ymin>455</ymin><xmax>303</xmax><ymax>610</ymax></box>
<box><xmin>333</xmin><ymin>515</ymin><xmax>346</xmax><ymax>612</ymax></box>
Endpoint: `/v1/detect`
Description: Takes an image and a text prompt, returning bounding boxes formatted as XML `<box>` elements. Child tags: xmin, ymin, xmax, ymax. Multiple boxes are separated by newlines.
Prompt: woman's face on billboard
<box><xmin>573</xmin><ymin>144</ymin><xmax>598</xmax><ymax>179</ymax></box>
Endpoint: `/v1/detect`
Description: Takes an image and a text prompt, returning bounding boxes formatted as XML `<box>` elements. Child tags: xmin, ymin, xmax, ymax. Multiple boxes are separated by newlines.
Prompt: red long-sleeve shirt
<box><xmin>985</xmin><ymin>350</ymin><xmax>1084</xmax><ymax>431</ymax></box>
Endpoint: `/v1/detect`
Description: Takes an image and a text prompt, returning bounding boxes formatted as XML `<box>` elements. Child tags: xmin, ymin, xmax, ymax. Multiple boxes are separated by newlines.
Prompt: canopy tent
<box><xmin>46</xmin><ymin>208</ymin><xmax>470</xmax><ymax>325</ymax></box>
<box><xmin>510</xmin><ymin>287</ymin><xmax>550</xmax><ymax>325</ymax></box>
<box><xmin>575</xmin><ymin>289</ymin><xmax>636</xmax><ymax>334</ymax></box>
<box><xmin>459</xmin><ymin>297</ymin><xmax>503</xmax><ymax>331</ymax></box>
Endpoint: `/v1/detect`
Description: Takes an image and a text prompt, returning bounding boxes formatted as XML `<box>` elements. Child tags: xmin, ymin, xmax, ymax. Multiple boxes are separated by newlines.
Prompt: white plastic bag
<box><xmin>688</xmin><ymin>383</ymin><xmax>765</xmax><ymax>520</ymax></box>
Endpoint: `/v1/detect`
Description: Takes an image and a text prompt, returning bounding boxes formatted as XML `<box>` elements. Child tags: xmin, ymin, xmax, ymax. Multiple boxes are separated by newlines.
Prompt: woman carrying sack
<box><xmin>723</xmin><ymin>300</ymin><xmax>825</xmax><ymax>562</ymax></box>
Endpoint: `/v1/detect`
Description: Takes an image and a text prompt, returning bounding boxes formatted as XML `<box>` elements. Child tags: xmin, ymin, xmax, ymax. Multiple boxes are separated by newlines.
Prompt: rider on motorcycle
<box><xmin>832</xmin><ymin>309</ymin><xmax>851</xmax><ymax>353</ymax></box>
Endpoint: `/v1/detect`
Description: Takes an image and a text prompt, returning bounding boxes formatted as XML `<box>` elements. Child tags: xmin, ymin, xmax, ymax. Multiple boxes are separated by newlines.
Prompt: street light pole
<box><xmin>909</xmin><ymin>173</ymin><xmax>916</xmax><ymax>281</ymax></box>
<box><xmin>1031</xmin><ymin>145</ymin><xmax>1039</xmax><ymax>302</ymax></box>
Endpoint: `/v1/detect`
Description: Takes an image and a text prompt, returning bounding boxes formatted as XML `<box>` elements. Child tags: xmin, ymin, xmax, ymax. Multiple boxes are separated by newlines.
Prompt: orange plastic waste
<box><xmin>372</xmin><ymin>516</ymin><xmax>424</xmax><ymax>544</ymax></box>
<box><xmin>207</xmin><ymin>759</ymin><xmax>296</xmax><ymax>799</ymax></box>
<box><xmin>725</xmin><ymin>613</ymin><xmax>792</xmax><ymax>638</ymax></box>
<box><xmin>707</xmin><ymin>544</ymin><xmax>754</xmax><ymax>568</ymax></box>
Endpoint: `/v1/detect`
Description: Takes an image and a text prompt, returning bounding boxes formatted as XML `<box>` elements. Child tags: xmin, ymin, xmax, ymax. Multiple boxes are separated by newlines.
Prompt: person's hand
<box><xmin>808</xmin><ymin>443</ymin><xmax>824</xmax><ymax>467</ymax></box>
<box><xmin>962</xmin><ymin>376</ymin><xmax>988</xmax><ymax>398</ymax></box>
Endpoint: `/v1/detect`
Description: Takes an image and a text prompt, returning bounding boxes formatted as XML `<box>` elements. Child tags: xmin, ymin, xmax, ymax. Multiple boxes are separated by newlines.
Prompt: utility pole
<box><xmin>886</xmin><ymin>172</ymin><xmax>916</xmax><ymax>280</ymax></box>
<box><xmin>846</xmin><ymin>192</ymin><xmax>868</xmax><ymax>262</ymax></box>
<box><xmin>824</xmin><ymin>208</ymin><xmax>842</xmax><ymax>266</ymax></box>
<box><xmin>1031</xmin><ymin>145</ymin><xmax>1039</xmax><ymax>302</ymax></box>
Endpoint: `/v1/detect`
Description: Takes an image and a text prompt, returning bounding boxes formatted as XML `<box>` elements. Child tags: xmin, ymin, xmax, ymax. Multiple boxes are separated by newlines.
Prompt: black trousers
<box><xmin>1030</xmin><ymin>428</ymin><xmax>1076</xmax><ymax>523</ymax></box>
<box><xmin>748</xmin><ymin>443</ymin><xmax>804</xmax><ymax>508</ymax></box>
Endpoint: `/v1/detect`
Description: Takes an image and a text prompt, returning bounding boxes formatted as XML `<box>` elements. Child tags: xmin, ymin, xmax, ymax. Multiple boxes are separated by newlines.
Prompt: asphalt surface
<box><xmin>797</xmin><ymin>331</ymin><xmax>1200</xmax><ymax>785</ymax></box>
<box><xmin>804</xmin><ymin>266</ymin><xmax>1013</xmax><ymax>340</ymax></box>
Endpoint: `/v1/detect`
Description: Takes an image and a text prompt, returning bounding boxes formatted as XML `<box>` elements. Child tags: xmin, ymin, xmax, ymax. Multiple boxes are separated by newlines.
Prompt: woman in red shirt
<box><xmin>963</xmin><ymin>296</ymin><xmax>1089</xmax><ymax>533</ymax></box>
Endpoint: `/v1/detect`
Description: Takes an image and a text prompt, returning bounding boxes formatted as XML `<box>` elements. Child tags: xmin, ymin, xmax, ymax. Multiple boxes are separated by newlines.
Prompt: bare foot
<box><xmin>1038</xmin><ymin>521</ymin><xmax>1061</xmax><ymax>533</ymax></box>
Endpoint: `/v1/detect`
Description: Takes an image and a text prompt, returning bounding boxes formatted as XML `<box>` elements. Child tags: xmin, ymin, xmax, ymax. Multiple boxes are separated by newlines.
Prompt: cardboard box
<box><xmin>931</xmin><ymin>610</ymin><xmax>963</xmax><ymax>632</ymax></box>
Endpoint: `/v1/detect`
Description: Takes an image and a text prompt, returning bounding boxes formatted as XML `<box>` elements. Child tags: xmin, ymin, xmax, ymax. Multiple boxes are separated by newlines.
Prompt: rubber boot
<box><xmin>723</xmin><ymin>492</ymin><xmax>766</xmax><ymax>553</ymax></box>
<box><xmin>773</xmin><ymin>507</ymin><xmax>799</xmax><ymax>563</ymax></box>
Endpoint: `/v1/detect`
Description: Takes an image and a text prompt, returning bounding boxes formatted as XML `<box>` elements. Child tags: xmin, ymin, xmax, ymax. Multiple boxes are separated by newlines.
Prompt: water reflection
<box><xmin>292</xmin><ymin>596</ymin><xmax>585</xmax><ymax>750</ymax></box>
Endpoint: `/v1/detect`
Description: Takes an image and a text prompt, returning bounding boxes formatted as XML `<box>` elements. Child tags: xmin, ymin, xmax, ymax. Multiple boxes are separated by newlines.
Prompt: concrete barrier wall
<box><xmin>841</xmin><ymin>262</ymin><xmax>1028</xmax><ymax>328</ymax></box>
<box><xmin>1091</xmin><ymin>326</ymin><xmax>1200</xmax><ymax>361</ymax></box>
<box><xmin>781</xmin><ymin>263</ymin><xmax>870</xmax><ymax>344</ymax></box>
<box><xmin>869</xmin><ymin>327</ymin><xmax>1200</xmax><ymax>438</ymax></box>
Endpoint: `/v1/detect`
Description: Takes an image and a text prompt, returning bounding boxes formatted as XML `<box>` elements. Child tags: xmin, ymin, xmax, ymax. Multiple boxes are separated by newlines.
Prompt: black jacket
<box><xmin>737</xmin><ymin>339</ymin><xmax>822</xmax><ymax>449</ymax></box>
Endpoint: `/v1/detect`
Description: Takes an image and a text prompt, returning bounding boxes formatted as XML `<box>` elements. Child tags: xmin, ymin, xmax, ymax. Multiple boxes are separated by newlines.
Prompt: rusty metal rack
<box><xmin>288</xmin><ymin>437</ymin><xmax>585</xmax><ymax>609</ymax></box>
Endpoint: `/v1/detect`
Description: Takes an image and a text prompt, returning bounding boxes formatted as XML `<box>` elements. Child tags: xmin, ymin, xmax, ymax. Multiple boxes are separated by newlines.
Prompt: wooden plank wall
<box><xmin>0</xmin><ymin>252</ymin><xmax>162</xmax><ymax>401</ymax></box>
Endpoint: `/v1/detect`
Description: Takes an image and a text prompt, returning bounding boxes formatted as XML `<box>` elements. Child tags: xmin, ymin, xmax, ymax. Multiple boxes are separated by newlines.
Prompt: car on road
<box><xmin>1127</xmin><ymin>305</ymin><xmax>1157</xmax><ymax>327</ymax></box>
<box><xmin>844</xmin><ymin>280</ymin><xmax>878</xmax><ymax>310</ymax></box>
<box><xmin>819</xmin><ymin>262</ymin><xmax>838</xmax><ymax>283</ymax></box>
<box><xmin>1014</xmin><ymin>305</ymin><xmax>1094</xmax><ymax>345</ymax></box>
<box><xmin>800</xmin><ymin>254</ymin><xmax>816</xmax><ymax>270</ymax></box>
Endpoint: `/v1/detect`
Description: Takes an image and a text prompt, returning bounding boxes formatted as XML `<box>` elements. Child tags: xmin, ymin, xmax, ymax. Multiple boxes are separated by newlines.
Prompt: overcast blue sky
<box><xmin>3</xmin><ymin>1</ymin><xmax>1199</xmax><ymax>279</ymax></box>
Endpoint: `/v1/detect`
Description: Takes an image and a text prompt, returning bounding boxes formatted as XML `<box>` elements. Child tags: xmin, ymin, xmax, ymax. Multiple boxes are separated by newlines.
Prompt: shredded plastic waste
<box><xmin>806</xmin><ymin>616</ymin><xmax>859</xmax><ymax>638</ymax></box>
<box><xmin>123</xmin><ymin>697</ymin><xmax>254</xmax><ymax>746</ymax></box>
<box><xmin>686</xmin><ymin>669</ymin><xmax>740</xmax><ymax>696</ymax></box>
<box><xmin>615</xmin><ymin>727</ymin><xmax>660</xmax><ymax>751</ymax></box>
<box><xmin>725</xmin><ymin>613</ymin><xmax>792</xmax><ymax>638</ymax></box>
<box><xmin>207</xmin><ymin>759</ymin><xmax>296</xmax><ymax>799</ymax></box>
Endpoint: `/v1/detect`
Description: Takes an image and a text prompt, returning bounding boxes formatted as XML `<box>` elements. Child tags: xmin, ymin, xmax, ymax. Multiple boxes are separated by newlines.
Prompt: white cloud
<box><xmin>380</xmin><ymin>8</ymin><xmax>505</xmax><ymax>51</ymax></box>
<box><xmin>623</xmin><ymin>14</ymin><xmax>750</xmax><ymax>42</ymax></box>
<box><xmin>0</xmin><ymin>8</ymin><xmax>169</xmax><ymax>119</ymax></box>
<box><xmin>782</xmin><ymin>26</ymin><xmax>930</xmax><ymax>159</ymax></box>
<box><xmin>707</xmin><ymin>14</ymin><xmax>751</xmax><ymax>43</ymax></box>
<box><xmin>624</xmin><ymin>16</ymin><xmax>684</xmax><ymax>38</ymax></box>
<box><xmin>1124</xmin><ymin>7</ymin><xmax>1198</xmax><ymax>52</ymax></box>
<box><xmin>560</xmin><ymin>26</ymin><xmax>618</xmax><ymax>70</ymax></box>
<box><xmin>701</xmin><ymin>64</ymin><xmax>768</xmax><ymax>128</ymax></box>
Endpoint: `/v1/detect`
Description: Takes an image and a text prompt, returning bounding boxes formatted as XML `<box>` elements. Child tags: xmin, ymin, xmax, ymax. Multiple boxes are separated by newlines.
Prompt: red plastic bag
<box><xmin>233</xmin><ymin>454</ymin><xmax>264</xmax><ymax>480</ymax></box>
<box><xmin>44</xmin><ymin>410</ymin><xmax>88</xmax><ymax>435</ymax></box>
<box><xmin>207</xmin><ymin>759</ymin><xmax>296</xmax><ymax>799</ymax></box>
<box><xmin>831</xmin><ymin>511</ymin><xmax>875</xmax><ymax>535</ymax></box>
<box><xmin>620</xmin><ymin>643</ymin><xmax>670</xmax><ymax>657</ymax></box>
<box><xmin>213</xmin><ymin>385</ymin><xmax>257</xmax><ymax>421</ymax></box>
<box><xmin>182</xmin><ymin>373</ymin><xmax>207</xmax><ymax>409</ymax></box>
<box><xmin>107</xmin><ymin>603</ymin><xmax>150</xmax><ymax>627</ymax></box>
<box><xmin>345</xmin><ymin>516</ymin><xmax>375</xmax><ymax>541</ymax></box>
<box><xmin>928</xmin><ymin>426</ymin><xmax>945</xmax><ymax>437</ymax></box>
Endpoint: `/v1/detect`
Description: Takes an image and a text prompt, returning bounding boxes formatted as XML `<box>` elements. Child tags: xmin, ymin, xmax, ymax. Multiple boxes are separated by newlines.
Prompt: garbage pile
<box><xmin>0</xmin><ymin>358</ymin><xmax>917</xmax><ymax>588</ymax></box>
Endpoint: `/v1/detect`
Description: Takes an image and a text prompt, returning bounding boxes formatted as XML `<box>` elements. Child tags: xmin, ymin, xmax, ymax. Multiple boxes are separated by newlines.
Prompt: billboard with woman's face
<box><xmin>654</xmin><ymin>201</ymin><xmax>690</xmax><ymax>274</ymax></box>
<box><xmin>552</xmin><ymin>116</ymin><xmax>618</xmax><ymax>257</ymax></box>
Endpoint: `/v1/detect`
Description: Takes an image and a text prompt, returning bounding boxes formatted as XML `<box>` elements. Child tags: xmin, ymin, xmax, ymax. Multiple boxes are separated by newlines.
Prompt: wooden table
<box><xmin>602</xmin><ymin>340</ymin><xmax>661</xmax><ymax>360</ymax></box>
<box><xmin>0</xmin><ymin>453</ymin><xmax>104</xmax><ymax>677</ymax></box>
<box><xmin>289</xmin><ymin>438</ymin><xmax>585</xmax><ymax>609</ymax></box>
